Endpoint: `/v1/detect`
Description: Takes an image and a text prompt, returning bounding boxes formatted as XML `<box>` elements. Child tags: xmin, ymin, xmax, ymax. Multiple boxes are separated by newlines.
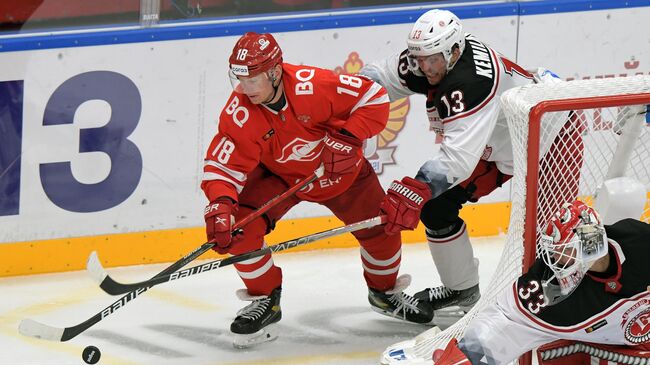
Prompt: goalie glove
<box><xmin>204</xmin><ymin>197</ymin><xmax>238</xmax><ymax>254</ymax></box>
<box><xmin>321</xmin><ymin>130</ymin><xmax>363</xmax><ymax>181</ymax></box>
<box><xmin>380</xmin><ymin>177</ymin><xmax>432</xmax><ymax>235</ymax></box>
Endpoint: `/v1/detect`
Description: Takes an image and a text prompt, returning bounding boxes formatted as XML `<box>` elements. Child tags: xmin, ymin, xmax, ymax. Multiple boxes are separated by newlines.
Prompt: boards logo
<box><xmin>624</xmin><ymin>309</ymin><xmax>650</xmax><ymax>344</ymax></box>
<box><xmin>333</xmin><ymin>52</ymin><xmax>408</xmax><ymax>174</ymax></box>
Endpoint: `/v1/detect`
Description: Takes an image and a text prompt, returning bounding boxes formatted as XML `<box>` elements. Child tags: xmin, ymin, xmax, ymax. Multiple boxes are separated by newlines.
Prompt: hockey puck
<box><xmin>82</xmin><ymin>345</ymin><xmax>101</xmax><ymax>364</ymax></box>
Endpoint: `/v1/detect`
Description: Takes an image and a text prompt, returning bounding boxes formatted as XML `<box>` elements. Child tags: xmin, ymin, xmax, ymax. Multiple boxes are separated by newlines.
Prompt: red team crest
<box><xmin>625</xmin><ymin>309</ymin><xmax>650</xmax><ymax>344</ymax></box>
<box><xmin>334</xmin><ymin>52</ymin><xmax>409</xmax><ymax>174</ymax></box>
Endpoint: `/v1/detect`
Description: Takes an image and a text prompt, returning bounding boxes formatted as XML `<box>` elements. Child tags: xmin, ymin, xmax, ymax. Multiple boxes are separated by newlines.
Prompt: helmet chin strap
<box><xmin>262</xmin><ymin>70</ymin><xmax>282</xmax><ymax>105</ymax></box>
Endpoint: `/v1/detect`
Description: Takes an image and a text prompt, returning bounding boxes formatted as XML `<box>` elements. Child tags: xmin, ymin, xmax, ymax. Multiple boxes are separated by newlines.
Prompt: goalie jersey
<box><xmin>361</xmin><ymin>34</ymin><xmax>561</xmax><ymax>197</ymax></box>
<box><xmin>459</xmin><ymin>219</ymin><xmax>650</xmax><ymax>364</ymax></box>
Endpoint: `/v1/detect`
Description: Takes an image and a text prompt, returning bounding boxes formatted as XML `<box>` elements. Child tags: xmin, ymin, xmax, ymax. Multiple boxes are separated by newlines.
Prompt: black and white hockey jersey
<box><xmin>361</xmin><ymin>35</ymin><xmax>561</xmax><ymax>198</ymax></box>
<box><xmin>459</xmin><ymin>219</ymin><xmax>650</xmax><ymax>365</ymax></box>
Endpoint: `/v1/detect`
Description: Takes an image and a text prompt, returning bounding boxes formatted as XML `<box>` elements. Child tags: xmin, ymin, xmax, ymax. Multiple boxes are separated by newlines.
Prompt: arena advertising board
<box><xmin>0</xmin><ymin>0</ymin><xmax>647</xmax><ymax>250</ymax></box>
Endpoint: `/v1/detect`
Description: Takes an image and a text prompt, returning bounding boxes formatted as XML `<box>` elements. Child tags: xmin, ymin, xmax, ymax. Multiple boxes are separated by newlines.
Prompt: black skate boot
<box><xmin>368</xmin><ymin>275</ymin><xmax>434</xmax><ymax>324</ymax></box>
<box><xmin>231</xmin><ymin>287</ymin><xmax>282</xmax><ymax>348</ymax></box>
<box><xmin>414</xmin><ymin>284</ymin><xmax>480</xmax><ymax>328</ymax></box>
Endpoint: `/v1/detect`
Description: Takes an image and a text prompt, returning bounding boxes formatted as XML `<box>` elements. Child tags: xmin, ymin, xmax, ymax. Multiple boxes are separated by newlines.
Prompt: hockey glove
<box><xmin>380</xmin><ymin>177</ymin><xmax>432</xmax><ymax>235</ymax></box>
<box><xmin>204</xmin><ymin>197</ymin><xmax>238</xmax><ymax>254</ymax></box>
<box><xmin>432</xmin><ymin>338</ymin><xmax>470</xmax><ymax>365</ymax></box>
<box><xmin>321</xmin><ymin>130</ymin><xmax>363</xmax><ymax>181</ymax></box>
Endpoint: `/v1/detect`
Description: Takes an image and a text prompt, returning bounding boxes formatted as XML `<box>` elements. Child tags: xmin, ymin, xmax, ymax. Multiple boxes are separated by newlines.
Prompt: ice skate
<box><xmin>231</xmin><ymin>287</ymin><xmax>282</xmax><ymax>348</ymax></box>
<box><xmin>414</xmin><ymin>284</ymin><xmax>479</xmax><ymax>327</ymax></box>
<box><xmin>368</xmin><ymin>275</ymin><xmax>434</xmax><ymax>324</ymax></box>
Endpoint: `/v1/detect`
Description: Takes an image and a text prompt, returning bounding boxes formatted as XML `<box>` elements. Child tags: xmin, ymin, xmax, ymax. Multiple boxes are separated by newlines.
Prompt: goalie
<box><xmin>432</xmin><ymin>196</ymin><xmax>650</xmax><ymax>365</ymax></box>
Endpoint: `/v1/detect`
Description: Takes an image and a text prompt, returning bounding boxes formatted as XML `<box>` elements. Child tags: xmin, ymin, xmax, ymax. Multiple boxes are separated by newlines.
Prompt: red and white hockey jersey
<box><xmin>201</xmin><ymin>63</ymin><xmax>389</xmax><ymax>203</ymax></box>
<box><xmin>458</xmin><ymin>219</ymin><xmax>650</xmax><ymax>365</ymax></box>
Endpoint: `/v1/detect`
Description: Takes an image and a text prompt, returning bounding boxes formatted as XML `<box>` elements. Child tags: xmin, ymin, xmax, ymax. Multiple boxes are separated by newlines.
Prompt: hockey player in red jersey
<box><xmin>362</xmin><ymin>9</ymin><xmax>578</xmax><ymax>323</ymax></box>
<box><xmin>201</xmin><ymin>32</ymin><xmax>434</xmax><ymax>348</ymax></box>
<box><xmin>431</xmin><ymin>199</ymin><xmax>650</xmax><ymax>365</ymax></box>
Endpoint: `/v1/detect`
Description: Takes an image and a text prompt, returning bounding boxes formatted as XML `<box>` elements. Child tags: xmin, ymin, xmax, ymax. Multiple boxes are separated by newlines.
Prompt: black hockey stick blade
<box><xmin>19</xmin><ymin>284</ymin><xmax>151</xmax><ymax>342</ymax></box>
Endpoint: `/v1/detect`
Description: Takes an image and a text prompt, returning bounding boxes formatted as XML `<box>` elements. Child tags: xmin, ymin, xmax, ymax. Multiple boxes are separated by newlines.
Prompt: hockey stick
<box><xmin>88</xmin><ymin>215</ymin><xmax>386</xmax><ymax>295</ymax></box>
<box><xmin>90</xmin><ymin>165</ymin><xmax>323</xmax><ymax>295</ymax></box>
<box><xmin>18</xmin><ymin>167</ymin><xmax>323</xmax><ymax>342</ymax></box>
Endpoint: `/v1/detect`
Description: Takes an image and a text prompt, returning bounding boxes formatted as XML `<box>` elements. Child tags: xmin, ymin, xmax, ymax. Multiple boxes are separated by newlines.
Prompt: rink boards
<box><xmin>0</xmin><ymin>0</ymin><xmax>649</xmax><ymax>276</ymax></box>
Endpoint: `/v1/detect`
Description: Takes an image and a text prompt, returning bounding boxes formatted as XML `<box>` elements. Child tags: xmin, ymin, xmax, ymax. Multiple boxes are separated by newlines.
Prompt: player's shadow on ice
<box><xmin>295</xmin><ymin>306</ymin><xmax>428</xmax><ymax>340</ymax></box>
<box><xmin>85</xmin><ymin>307</ymin><xmax>427</xmax><ymax>356</ymax></box>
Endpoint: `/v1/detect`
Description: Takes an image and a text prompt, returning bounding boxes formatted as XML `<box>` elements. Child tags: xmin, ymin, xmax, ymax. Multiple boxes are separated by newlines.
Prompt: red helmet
<box><xmin>229</xmin><ymin>32</ymin><xmax>283</xmax><ymax>77</ymax></box>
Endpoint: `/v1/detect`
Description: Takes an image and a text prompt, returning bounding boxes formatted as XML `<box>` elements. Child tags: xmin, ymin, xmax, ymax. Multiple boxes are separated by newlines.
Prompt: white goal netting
<box><xmin>411</xmin><ymin>75</ymin><xmax>650</xmax><ymax>364</ymax></box>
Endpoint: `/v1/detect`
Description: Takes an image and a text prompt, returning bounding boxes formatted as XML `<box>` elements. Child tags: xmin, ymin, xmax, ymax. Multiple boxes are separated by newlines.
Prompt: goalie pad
<box><xmin>380</xmin><ymin>327</ymin><xmax>442</xmax><ymax>365</ymax></box>
<box><xmin>537</xmin><ymin>340</ymin><xmax>650</xmax><ymax>365</ymax></box>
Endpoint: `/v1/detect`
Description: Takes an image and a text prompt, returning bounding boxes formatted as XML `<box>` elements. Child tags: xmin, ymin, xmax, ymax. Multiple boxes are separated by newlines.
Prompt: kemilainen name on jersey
<box><xmin>467</xmin><ymin>38</ymin><xmax>493</xmax><ymax>79</ymax></box>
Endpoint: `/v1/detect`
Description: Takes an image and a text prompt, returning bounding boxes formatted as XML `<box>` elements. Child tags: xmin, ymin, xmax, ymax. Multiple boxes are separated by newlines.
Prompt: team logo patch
<box><xmin>258</xmin><ymin>38</ymin><xmax>270</xmax><ymax>50</ymax></box>
<box><xmin>297</xmin><ymin>114</ymin><xmax>311</xmax><ymax>122</ymax></box>
<box><xmin>276</xmin><ymin>137</ymin><xmax>323</xmax><ymax>163</ymax></box>
<box><xmin>624</xmin><ymin>309</ymin><xmax>650</xmax><ymax>344</ymax></box>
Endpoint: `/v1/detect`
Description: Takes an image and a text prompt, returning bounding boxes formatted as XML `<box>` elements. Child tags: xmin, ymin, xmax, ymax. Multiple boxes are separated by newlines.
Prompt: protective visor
<box><xmin>406</xmin><ymin>52</ymin><xmax>445</xmax><ymax>73</ymax></box>
<box><xmin>229</xmin><ymin>69</ymin><xmax>271</xmax><ymax>94</ymax></box>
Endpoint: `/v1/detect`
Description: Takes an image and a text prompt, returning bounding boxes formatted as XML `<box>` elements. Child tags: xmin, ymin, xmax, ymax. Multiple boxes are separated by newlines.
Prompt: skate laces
<box><xmin>236</xmin><ymin>296</ymin><xmax>271</xmax><ymax>320</ymax></box>
<box><xmin>387</xmin><ymin>292</ymin><xmax>423</xmax><ymax>317</ymax></box>
<box><xmin>383</xmin><ymin>274</ymin><xmax>423</xmax><ymax>317</ymax></box>
<box><xmin>425</xmin><ymin>286</ymin><xmax>455</xmax><ymax>301</ymax></box>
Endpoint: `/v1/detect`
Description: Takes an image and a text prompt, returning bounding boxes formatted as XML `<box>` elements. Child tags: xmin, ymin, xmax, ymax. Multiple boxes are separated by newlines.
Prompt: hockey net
<box><xmin>410</xmin><ymin>75</ymin><xmax>650</xmax><ymax>364</ymax></box>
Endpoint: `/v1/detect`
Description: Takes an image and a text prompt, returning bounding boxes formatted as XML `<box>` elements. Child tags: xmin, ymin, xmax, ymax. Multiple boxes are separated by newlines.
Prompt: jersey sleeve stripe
<box><xmin>204</xmin><ymin>160</ymin><xmax>247</xmax><ymax>182</ymax></box>
<box><xmin>202</xmin><ymin>172</ymin><xmax>244</xmax><ymax>193</ymax></box>
<box><xmin>350</xmin><ymin>82</ymin><xmax>388</xmax><ymax>114</ymax></box>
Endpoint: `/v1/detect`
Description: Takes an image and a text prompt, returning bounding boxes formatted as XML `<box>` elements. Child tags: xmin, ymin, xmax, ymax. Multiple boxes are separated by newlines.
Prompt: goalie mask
<box><xmin>540</xmin><ymin>201</ymin><xmax>608</xmax><ymax>304</ymax></box>
<box><xmin>406</xmin><ymin>9</ymin><xmax>465</xmax><ymax>73</ymax></box>
<box><xmin>228</xmin><ymin>32</ymin><xmax>283</xmax><ymax>95</ymax></box>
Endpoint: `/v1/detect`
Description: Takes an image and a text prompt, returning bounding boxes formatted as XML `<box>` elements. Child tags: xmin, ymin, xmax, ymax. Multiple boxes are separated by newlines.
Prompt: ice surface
<box><xmin>0</xmin><ymin>236</ymin><xmax>504</xmax><ymax>365</ymax></box>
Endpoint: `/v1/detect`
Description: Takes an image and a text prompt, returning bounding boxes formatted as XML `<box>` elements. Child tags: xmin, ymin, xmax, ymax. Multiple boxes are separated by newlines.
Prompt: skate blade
<box><xmin>431</xmin><ymin>306</ymin><xmax>467</xmax><ymax>329</ymax></box>
<box><xmin>232</xmin><ymin>324</ymin><xmax>278</xmax><ymax>349</ymax></box>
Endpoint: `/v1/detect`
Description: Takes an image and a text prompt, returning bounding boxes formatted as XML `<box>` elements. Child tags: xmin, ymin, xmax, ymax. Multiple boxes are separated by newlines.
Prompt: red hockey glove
<box><xmin>204</xmin><ymin>197</ymin><xmax>238</xmax><ymax>254</ymax></box>
<box><xmin>380</xmin><ymin>177</ymin><xmax>432</xmax><ymax>235</ymax></box>
<box><xmin>321</xmin><ymin>130</ymin><xmax>363</xmax><ymax>181</ymax></box>
<box><xmin>432</xmin><ymin>339</ymin><xmax>470</xmax><ymax>365</ymax></box>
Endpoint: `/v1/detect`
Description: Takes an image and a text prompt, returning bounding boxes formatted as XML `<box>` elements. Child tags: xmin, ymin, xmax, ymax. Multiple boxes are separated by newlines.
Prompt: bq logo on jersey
<box><xmin>333</xmin><ymin>52</ymin><xmax>408</xmax><ymax>174</ymax></box>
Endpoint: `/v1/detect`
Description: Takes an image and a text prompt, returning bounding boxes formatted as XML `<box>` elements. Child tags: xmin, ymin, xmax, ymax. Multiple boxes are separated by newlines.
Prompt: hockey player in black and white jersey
<box><xmin>430</xmin><ymin>197</ymin><xmax>650</xmax><ymax>365</ymax></box>
<box><xmin>363</xmin><ymin>9</ymin><xmax>569</xmax><ymax>323</ymax></box>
